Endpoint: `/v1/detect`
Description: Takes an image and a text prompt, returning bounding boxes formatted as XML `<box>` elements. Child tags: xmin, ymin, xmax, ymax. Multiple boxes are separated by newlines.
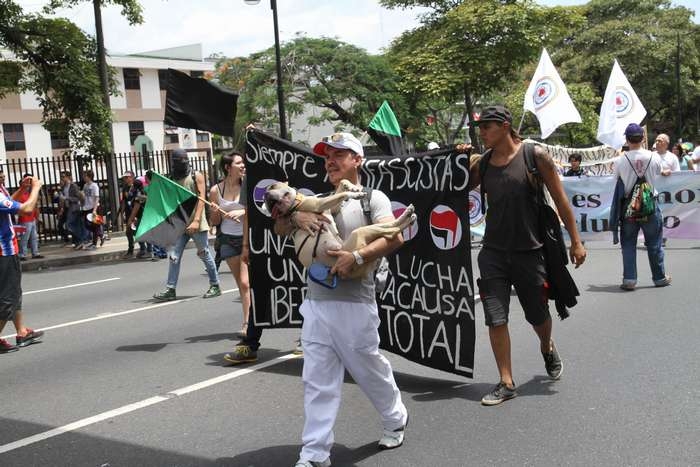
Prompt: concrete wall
<box><xmin>23</xmin><ymin>123</ymin><xmax>53</xmax><ymax>157</ymax></box>
<box><xmin>140</xmin><ymin>69</ymin><xmax>162</xmax><ymax>109</ymax></box>
<box><xmin>112</xmin><ymin>121</ymin><xmax>131</xmax><ymax>154</ymax></box>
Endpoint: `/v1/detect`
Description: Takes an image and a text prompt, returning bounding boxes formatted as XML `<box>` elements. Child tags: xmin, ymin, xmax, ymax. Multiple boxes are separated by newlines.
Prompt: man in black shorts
<box><xmin>1</xmin><ymin>174</ymin><xmax>45</xmax><ymax>353</ymax></box>
<box><xmin>466</xmin><ymin>106</ymin><xmax>586</xmax><ymax>405</ymax></box>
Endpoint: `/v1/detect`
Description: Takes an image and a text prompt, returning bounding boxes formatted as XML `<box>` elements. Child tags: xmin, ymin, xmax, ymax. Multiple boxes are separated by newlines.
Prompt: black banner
<box><xmin>245</xmin><ymin>130</ymin><xmax>475</xmax><ymax>378</ymax></box>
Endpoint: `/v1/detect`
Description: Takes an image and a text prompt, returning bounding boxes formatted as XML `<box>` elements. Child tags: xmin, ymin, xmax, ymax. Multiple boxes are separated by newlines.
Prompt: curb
<box><xmin>21</xmin><ymin>235</ymin><xmax>216</xmax><ymax>272</ymax></box>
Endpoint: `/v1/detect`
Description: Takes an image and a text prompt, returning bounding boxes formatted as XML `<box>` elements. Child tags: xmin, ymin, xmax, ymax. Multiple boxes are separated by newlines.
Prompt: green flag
<box><xmin>135</xmin><ymin>171</ymin><xmax>198</xmax><ymax>248</ymax></box>
<box><xmin>368</xmin><ymin>100</ymin><xmax>403</xmax><ymax>156</ymax></box>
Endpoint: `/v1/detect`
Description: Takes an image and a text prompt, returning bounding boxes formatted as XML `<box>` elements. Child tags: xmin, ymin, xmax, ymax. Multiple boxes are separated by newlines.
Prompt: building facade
<box><xmin>0</xmin><ymin>44</ymin><xmax>215</xmax><ymax>161</ymax></box>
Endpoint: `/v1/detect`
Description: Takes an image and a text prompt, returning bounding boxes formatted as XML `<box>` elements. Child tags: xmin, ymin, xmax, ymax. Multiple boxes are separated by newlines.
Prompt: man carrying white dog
<box><xmin>275</xmin><ymin>133</ymin><xmax>408</xmax><ymax>467</ymax></box>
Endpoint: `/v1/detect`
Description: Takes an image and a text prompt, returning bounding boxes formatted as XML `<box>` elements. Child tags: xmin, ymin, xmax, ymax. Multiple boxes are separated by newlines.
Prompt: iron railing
<box><xmin>0</xmin><ymin>149</ymin><xmax>215</xmax><ymax>243</ymax></box>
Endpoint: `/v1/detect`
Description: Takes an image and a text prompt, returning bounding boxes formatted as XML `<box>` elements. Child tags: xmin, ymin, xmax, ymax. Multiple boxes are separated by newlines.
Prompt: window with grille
<box><xmin>196</xmin><ymin>131</ymin><xmax>210</xmax><ymax>142</ymax></box>
<box><xmin>128</xmin><ymin>121</ymin><xmax>145</xmax><ymax>145</ymax></box>
<box><xmin>3</xmin><ymin>123</ymin><xmax>26</xmax><ymax>151</ymax></box>
<box><xmin>50</xmin><ymin>130</ymin><xmax>70</xmax><ymax>149</ymax></box>
<box><xmin>123</xmin><ymin>68</ymin><xmax>141</xmax><ymax>90</ymax></box>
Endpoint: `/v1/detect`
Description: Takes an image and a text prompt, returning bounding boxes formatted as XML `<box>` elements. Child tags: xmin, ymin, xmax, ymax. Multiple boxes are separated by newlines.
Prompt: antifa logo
<box><xmin>429</xmin><ymin>205</ymin><xmax>462</xmax><ymax>250</ymax></box>
<box><xmin>391</xmin><ymin>201</ymin><xmax>418</xmax><ymax>241</ymax></box>
<box><xmin>615</xmin><ymin>88</ymin><xmax>633</xmax><ymax>117</ymax></box>
<box><xmin>253</xmin><ymin>178</ymin><xmax>281</xmax><ymax>217</ymax></box>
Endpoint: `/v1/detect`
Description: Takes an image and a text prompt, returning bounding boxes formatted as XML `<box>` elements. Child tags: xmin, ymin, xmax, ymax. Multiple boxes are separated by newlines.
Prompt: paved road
<box><xmin>1</xmin><ymin>241</ymin><xmax>699</xmax><ymax>467</ymax></box>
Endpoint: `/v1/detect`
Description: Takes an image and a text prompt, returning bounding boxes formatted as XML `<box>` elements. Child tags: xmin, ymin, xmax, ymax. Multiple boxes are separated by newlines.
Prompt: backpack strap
<box><xmin>623</xmin><ymin>152</ymin><xmax>653</xmax><ymax>182</ymax></box>
<box><xmin>523</xmin><ymin>142</ymin><xmax>545</xmax><ymax>205</ymax></box>
<box><xmin>361</xmin><ymin>186</ymin><xmax>373</xmax><ymax>224</ymax></box>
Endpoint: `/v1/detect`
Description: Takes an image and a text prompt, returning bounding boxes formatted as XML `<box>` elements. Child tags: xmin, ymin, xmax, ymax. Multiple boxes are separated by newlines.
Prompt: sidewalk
<box><xmin>21</xmin><ymin>233</ymin><xmax>135</xmax><ymax>272</ymax></box>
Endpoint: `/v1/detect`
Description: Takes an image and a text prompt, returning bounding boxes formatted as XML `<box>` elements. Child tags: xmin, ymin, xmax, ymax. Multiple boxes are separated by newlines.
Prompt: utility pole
<box><xmin>93</xmin><ymin>0</ymin><xmax>119</xmax><ymax>226</ymax></box>
<box><xmin>675</xmin><ymin>31</ymin><xmax>682</xmax><ymax>141</ymax></box>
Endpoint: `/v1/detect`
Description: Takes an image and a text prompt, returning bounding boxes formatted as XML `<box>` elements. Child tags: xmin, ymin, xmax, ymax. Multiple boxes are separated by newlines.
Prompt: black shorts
<box><xmin>0</xmin><ymin>255</ymin><xmax>22</xmax><ymax>321</ymax></box>
<box><xmin>218</xmin><ymin>233</ymin><xmax>243</xmax><ymax>260</ymax></box>
<box><xmin>477</xmin><ymin>247</ymin><xmax>550</xmax><ymax>327</ymax></box>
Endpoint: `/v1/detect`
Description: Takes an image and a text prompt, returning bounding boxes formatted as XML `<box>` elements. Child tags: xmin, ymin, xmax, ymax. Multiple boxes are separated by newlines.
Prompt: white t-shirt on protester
<box><xmin>693</xmin><ymin>147</ymin><xmax>700</xmax><ymax>171</ymax></box>
<box><xmin>82</xmin><ymin>181</ymin><xmax>100</xmax><ymax>211</ymax></box>
<box><xmin>613</xmin><ymin>149</ymin><xmax>664</xmax><ymax>197</ymax></box>
<box><xmin>653</xmin><ymin>151</ymin><xmax>680</xmax><ymax>172</ymax></box>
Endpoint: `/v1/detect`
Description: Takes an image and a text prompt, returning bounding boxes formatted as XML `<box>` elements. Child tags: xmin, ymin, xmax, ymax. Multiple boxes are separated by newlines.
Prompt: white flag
<box><xmin>523</xmin><ymin>48</ymin><xmax>581</xmax><ymax>139</ymax></box>
<box><xmin>597</xmin><ymin>60</ymin><xmax>647</xmax><ymax>149</ymax></box>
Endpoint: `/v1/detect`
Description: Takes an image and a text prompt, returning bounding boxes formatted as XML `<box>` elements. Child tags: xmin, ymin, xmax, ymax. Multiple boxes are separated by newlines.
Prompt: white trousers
<box><xmin>298</xmin><ymin>299</ymin><xmax>407</xmax><ymax>463</ymax></box>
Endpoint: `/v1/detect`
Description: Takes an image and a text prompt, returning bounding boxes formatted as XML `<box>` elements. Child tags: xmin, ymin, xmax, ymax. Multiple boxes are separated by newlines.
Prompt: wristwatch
<box><xmin>352</xmin><ymin>250</ymin><xmax>365</xmax><ymax>265</ymax></box>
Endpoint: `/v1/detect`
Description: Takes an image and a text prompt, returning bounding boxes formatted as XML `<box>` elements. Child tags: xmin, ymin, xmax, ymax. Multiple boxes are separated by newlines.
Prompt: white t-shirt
<box><xmin>82</xmin><ymin>181</ymin><xmax>100</xmax><ymax>211</ymax></box>
<box><xmin>613</xmin><ymin>149</ymin><xmax>664</xmax><ymax>197</ymax></box>
<box><xmin>654</xmin><ymin>151</ymin><xmax>680</xmax><ymax>172</ymax></box>
<box><xmin>693</xmin><ymin>147</ymin><xmax>700</xmax><ymax>171</ymax></box>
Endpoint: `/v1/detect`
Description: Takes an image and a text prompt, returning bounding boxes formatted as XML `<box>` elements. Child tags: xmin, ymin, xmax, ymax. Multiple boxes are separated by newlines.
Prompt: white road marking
<box><xmin>23</xmin><ymin>277</ymin><xmax>121</xmax><ymax>295</ymax></box>
<box><xmin>1</xmin><ymin>288</ymin><xmax>239</xmax><ymax>339</ymax></box>
<box><xmin>0</xmin><ymin>353</ymin><xmax>298</xmax><ymax>454</ymax></box>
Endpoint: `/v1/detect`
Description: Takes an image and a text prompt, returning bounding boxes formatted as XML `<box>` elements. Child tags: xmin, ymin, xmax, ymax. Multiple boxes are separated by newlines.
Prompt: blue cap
<box><xmin>624</xmin><ymin>123</ymin><xmax>644</xmax><ymax>137</ymax></box>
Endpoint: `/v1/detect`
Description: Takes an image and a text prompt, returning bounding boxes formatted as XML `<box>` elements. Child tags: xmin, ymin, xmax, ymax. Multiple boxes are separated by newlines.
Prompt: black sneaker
<box><xmin>0</xmin><ymin>338</ymin><xmax>19</xmax><ymax>353</ymax></box>
<box><xmin>481</xmin><ymin>381</ymin><xmax>517</xmax><ymax>406</ymax></box>
<box><xmin>16</xmin><ymin>329</ymin><xmax>44</xmax><ymax>348</ymax></box>
<box><xmin>542</xmin><ymin>340</ymin><xmax>563</xmax><ymax>380</ymax></box>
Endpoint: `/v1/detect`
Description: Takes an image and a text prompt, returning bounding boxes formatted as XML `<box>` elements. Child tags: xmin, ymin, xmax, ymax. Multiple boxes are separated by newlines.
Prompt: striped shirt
<box><xmin>0</xmin><ymin>186</ymin><xmax>21</xmax><ymax>256</ymax></box>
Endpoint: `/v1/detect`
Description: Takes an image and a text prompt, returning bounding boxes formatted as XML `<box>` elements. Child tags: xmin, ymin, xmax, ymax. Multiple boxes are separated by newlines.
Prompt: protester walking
<box><xmin>57</xmin><ymin>171</ymin><xmax>85</xmax><ymax>249</ymax></box>
<box><xmin>273</xmin><ymin>133</ymin><xmax>408</xmax><ymax>467</ymax></box>
<box><xmin>118</xmin><ymin>170</ymin><xmax>136</xmax><ymax>257</ymax></box>
<box><xmin>464</xmin><ymin>105</ymin><xmax>586</xmax><ymax>406</ymax></box>
<box><xmin>153</xmin><ymin>149</ymin><xmax>221</xmax><ymax>301</ymax></box>
<box><xmin>81</xmin><ymin>170</ymin><xmax>103</xmax><ymax>250</ymax></box>
<box><xmin>12</xmin><ymin>174</ymin><xmax>43</xmax><ymax>260</ymax></box>
<box><xmin>209</xmin><ymin>152</ymin><xmax>250</xmax><ymax>338</ymax></box>
<box><xmin>0</xmin><ymin>174</ymin><xmax>45</xmax><ymax>353</ymax></box>
<box><xmin>612</xmin><ymin>124</ymin><xmax>671</xmax><ymax>291</ymax></box>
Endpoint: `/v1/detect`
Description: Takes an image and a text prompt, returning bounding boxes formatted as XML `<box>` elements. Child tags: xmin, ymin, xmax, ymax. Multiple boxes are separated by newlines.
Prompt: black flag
<box><xmin>164</xmin><ymin>68</ymin><xmax>237</xmax><ymax>137</ymax></box>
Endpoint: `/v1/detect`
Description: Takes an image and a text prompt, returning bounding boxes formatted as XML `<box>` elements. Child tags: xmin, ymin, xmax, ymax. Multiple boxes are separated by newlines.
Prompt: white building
<box><xmin>0</xmin><ymin>44</ymin><xmax>215</xmax><ymax>161</ymax></box>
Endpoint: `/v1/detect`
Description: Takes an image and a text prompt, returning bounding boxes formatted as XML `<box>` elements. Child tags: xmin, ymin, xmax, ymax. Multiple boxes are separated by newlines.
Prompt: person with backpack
<box><xmin>152</xmin><ymin>149</ymin><xmax>221</xmax><ymax>301</ymax></box>
<box><xmin>612</xmin><ymin>123</ymin><xmax>671</xmax><ymax>291</ymax></box>
<box><xmin>463</xmin><ymin>105</ymin><xmax>586</xmax><ymax>406</ymax></box>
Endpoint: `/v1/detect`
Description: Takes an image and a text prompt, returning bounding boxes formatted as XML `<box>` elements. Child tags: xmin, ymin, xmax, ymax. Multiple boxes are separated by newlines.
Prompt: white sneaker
<box><xmin>378</xmin><ymin>422</ymin><xmax>407</xmax><ymax>450</ymax></box>
<box><xmin>294</xmin><ymin>458</ymin><xmax>331</xmax><ymax>467</ymax></box>
<box><xmin>293</xmin><ymin>338</ymin><xmax>303</xmax><ymax>355</ymax></box>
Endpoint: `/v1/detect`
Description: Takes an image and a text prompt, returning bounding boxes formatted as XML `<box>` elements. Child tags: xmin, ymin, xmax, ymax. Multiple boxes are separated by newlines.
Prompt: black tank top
<box><xmin>482</xmin><ymin>145</ymin><xmax>543</xmax><ymax>251</ymax></box>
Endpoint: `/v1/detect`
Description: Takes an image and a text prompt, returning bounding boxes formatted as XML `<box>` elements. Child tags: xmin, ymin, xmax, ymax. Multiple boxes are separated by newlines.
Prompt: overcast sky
<box><xmin>14</xmin><ymin>0</ymin><xmax>699</xmax><ymax>59</ymax></box>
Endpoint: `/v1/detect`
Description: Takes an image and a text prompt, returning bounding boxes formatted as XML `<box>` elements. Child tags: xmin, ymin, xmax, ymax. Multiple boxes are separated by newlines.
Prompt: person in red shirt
<box><xmin>13</xmin><ymin>174</ymin><xmax>43</xmax><ymax>260</ymax></box>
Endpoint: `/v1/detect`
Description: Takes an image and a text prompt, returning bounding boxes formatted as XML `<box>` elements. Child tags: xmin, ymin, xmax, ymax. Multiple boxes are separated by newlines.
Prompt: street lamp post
<box><xmin>244</xmin><ymin>0</ymin><xmax>288</xmax><ymax>140</ymax></box>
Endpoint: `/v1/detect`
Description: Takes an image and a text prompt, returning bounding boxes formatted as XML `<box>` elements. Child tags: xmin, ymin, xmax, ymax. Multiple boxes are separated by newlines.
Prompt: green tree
<box><xmin>555</xmin><ymin>0</ymin><xmax>700</xmax><ymax>140</ymax></box>
<box><xmin>0</xmin><ymin>1</ymin><xmax>117</xmax><ymax>154</ymax></box>
<box><xmin>385</xmin><ymin>0</ymin><xmax>584</xmax><ymax>146</ymax></box>
<box><xmin>216</xmin><ymin>36</ymin><xmax>404</xmax><ymax>145</ymax></box>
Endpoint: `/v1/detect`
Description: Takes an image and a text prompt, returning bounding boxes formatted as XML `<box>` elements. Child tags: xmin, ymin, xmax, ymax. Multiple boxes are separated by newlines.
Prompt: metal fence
<box><xmin>0</xmin><ymin>149</ymin><xmax>215</xmax><ymax>243</ymax></box>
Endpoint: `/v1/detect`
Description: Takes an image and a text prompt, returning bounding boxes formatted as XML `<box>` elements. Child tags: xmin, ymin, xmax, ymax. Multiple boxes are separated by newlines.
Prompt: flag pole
<box><xmin>517</xmin><ymin>112</ymin><xmax>526</xmax><ymax>134</ymax></box>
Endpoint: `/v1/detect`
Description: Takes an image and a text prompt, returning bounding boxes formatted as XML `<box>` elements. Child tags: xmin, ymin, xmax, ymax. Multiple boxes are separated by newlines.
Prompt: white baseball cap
<box><xmin>313</xmin><ymin>132</ymin><xmax>364</xmax><ymax>157</ymax></box>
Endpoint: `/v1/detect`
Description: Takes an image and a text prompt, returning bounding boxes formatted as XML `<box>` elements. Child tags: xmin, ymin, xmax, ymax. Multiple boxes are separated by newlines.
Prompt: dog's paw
<box><xmin>339</xmin><ymin>179</ymin><xmax>362</xmax><ymax>192</ymax></box>
<box><xmin>409</xmin><ymin>213</ymin><xmax>417</xmax><ymax>225</ymax></box>
<box><xmin>345</xmin><ymin>191</ymin><xmax>366</xmax><ymax>200</ymax></box>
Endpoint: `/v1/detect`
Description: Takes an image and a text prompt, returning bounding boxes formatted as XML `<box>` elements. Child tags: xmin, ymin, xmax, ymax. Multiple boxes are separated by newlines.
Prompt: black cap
<box><xmin>473</xmin><ymin>105</ymin><xmax>513</xmax><ymax>126</ymax></box>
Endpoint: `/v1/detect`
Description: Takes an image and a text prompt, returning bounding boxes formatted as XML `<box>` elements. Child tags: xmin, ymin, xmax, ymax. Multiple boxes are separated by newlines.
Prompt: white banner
<box><xmin>471</xmin><ymin>172</ymin><xmax>700</xmax><ymax>240</ymax></box>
